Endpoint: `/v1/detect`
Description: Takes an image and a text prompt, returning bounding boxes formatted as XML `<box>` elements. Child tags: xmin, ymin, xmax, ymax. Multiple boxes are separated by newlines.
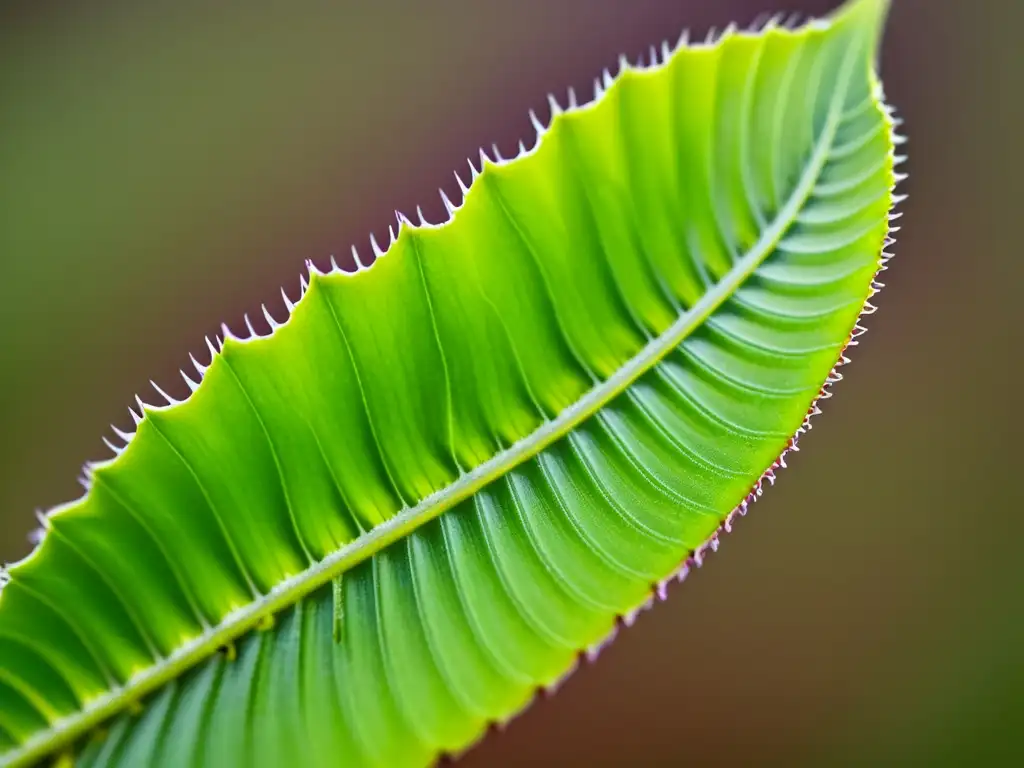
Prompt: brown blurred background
<box><xmin>1</xmin><ymin>0</ymin><xmax>1020</xmax><ymax>765</ymax></box>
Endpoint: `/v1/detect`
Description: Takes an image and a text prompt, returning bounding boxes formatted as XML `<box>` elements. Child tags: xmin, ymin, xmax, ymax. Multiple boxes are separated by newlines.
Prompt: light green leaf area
<box><xmin>0</xmin><ymin>0</ymin><xmax>900</xmax><ymax>765</ymax></box>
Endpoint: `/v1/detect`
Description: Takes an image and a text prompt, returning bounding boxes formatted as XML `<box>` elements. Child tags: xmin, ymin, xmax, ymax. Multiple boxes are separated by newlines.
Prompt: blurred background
<box><xmin>1</xmin><ymin>0</ymin><xmax>1020</xmax><ymax>764</ymax></box>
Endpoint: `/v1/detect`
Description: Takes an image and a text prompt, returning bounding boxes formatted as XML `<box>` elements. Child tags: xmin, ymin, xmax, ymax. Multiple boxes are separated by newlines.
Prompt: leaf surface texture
<box><xmin>0</xmin><ymin>1</ymin><xmax>899</xmax><ymax>765</ymax></box>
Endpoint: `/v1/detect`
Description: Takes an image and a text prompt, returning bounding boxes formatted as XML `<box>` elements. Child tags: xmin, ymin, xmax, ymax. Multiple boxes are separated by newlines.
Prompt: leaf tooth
<box><xmin>617</xmin><ymin>53</ymin><xmax>630</xmax><ymax>76</ymax></box>
<box><xmin>189</xmin><ymin>352</ymin><xmax>207</xmax><ymax>380</ymax></box>
<box><xmin>517</xmin><ymin>139</ymin><xmax>527</xmax><ymax>156</ymax></box>
<box><xmin>467</xmin><ymin>156</ymin><xmax>480</xmax><ymax>182</ymax></box>
<box><xmin>263</xmin><ymin>303</ymin><xmax>281</xmax><ymax>331</ymax></box>
<box><xmin>542</xmin><ymin>658</ymin><xmax>578</xmax><ymax>697</ymax></box>
<box><xmin>370</xmin><ymin>232</ymin><xmax>385</xmax><ymax>258</ymax></box>
<box><xmin>546</xmin><ymin>92</ymin><xmax>562</xmax><ymax>117</ymax></box>
<box><xmin>491</xmin><ymin>142</ymin><xmax>504</xmax><ymax>162</ymax></box>
<box><xmin>439</xmin><ymin>188</ymin><xmax>456</xmax><ymax>218</ymax></box>
<box><xmin>102</xmin><ymin>436</ymin><xmax>123</xmax><ymax>457</ymax></box>
<box><xmin>691</xmin><ymin>545</ymin><xmax>706</xmax><ymax>568</ymax></box>
<box><xmin>660</xmin><ymin>40</ymin><xmax>672</xmax><ymax>63</ymax></box>
<box><xmin>134</xmin><ymin>393</ymin><xmax>151</xmax><ymax>416</ymax></box>
<box><xmin>150</xmin><ymin>380</ymin><xmax>177</xmax><ymax>406</ymax></box>
<box><xmin>111</xmin><ymin>424</ymin><xmax>135</xmax><ymax>444</ymax></box>
<box><xmin>350</xmin><ymin>244</ymin><xmax>367</xmax><ymax>270</ymax></box>
<box><xmin>327</xmin><ymin>255</ymin><xmax>342</xmax><ymax>275</ymax></box>
<box><xmin>601</xmin><ymin>67</ymin><xmax>614</xmax><ymax>89</ymax></box>
<box><xmin>647</xmin><ymin>45</ymin><xmax>658</xmax><ymax>67</ymax></box>
<box><xmin>395</xmin><ymin>209</ymin><xmax>413</xmax><ymax>232</ymax></box>
<box><xmin>34</xmin><ymin>509</ymin><xmax>51</xmax><ymax>531</ymax></box>
<box><xmin>584</xmin><ymin>626</ymin><xmax>618</xmax><ymax>664</ymax></box>
<box><xmin>454</xmin><ymin>169</ymin><xmax>470</xmax><ymax>197</ymax></box>
<box><xmin>621</xmin><ymin>594</ymin><xmax>654</xmax><ymax>626</ymax></box>
<box><xmin>655</xmin><ymin>578</ymin><xmax>670</xmax><ymax>601</ymax></box>
<box><xmin>677</xmin><ymin>28</ymin><xmax>690</xmax><ymax>49</ymax></box>
<box><xmin>723</xmin><ymin>510</ymin><xmax>737</xmax><ymax>534</ymax></box>
<box><xmin>415</xmin><ymin>205</ymin><xmax>429</xmax><ymax>227</ymax></box>
<box><xmin>181</xmin><ymin>368</ymin><xmax>200</xmax><ymax>393</ymax></box>
<box><xmin>244</xmin><ymin>313</ymin><xmax>258</xmax><ymax>339</ymax></box>
<box><xmin>280</xmin><ymin>286</ymin><xmax>296</xmax><ymax>313</ymax></box>
<box><xmin>478</xmin><ymin>147</ymin><xmax>492</xmax><ymax>171</ymax></box>
<box><xmin>205</xmin><ymin>335</ymin><xmax>219</xmax><ymax>362</ymax></box>
<box><xmin>299</xmin><ymin>272</ymin><xmax>309</xmax><ymax>296</ymax></box>
<box><xmin>528</xmin><ymin>108</ymin><xmax>546</xmax><ymax>141</ymax></box>
<box><xmin>26</xmin><ymin>527</ymin><xmax>47</xmax><ymax>547</ymax></box>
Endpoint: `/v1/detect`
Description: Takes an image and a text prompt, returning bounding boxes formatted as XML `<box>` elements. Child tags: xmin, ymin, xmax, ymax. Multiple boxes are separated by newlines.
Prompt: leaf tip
<box><xmin>835</xmin><ymin>0</ymin><xmax>891</xmax><ymax>61</ymax></box>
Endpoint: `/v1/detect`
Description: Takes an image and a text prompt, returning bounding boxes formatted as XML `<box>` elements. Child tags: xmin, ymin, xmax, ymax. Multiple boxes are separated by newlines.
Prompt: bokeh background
<box><xmin>1</xmin><ymin>0</ymin><xmax>1020</xmax><ymax>765</ymax></box>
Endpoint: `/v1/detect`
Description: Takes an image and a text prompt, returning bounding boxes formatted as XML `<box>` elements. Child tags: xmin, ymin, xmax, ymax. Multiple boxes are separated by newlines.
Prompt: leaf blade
<box><xmin>0</xmin><ymin>2</ymin><xmax>898</xmax><ymax>765</ymax></box>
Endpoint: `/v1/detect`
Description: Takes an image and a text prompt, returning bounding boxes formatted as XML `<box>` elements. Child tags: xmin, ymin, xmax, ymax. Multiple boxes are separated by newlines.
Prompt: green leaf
<box><xmin>0</xmin><ymin>0</ymin><xmax>901</xmax><ymax>765</ymax></box>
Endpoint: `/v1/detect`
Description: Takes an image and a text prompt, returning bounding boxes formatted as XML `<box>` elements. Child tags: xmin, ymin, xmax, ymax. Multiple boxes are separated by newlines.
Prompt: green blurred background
<box><xmin>1</xmin><ymin>0</ymin><xmax>1020</xmax><ymax>764</ymax></box>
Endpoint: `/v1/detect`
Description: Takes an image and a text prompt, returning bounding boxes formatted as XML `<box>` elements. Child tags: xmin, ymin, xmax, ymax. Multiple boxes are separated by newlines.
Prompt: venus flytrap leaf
<box><xmin>0</xmin><ymin>0</ymin><xmax>900</xmax><ymax>765</ymax></box>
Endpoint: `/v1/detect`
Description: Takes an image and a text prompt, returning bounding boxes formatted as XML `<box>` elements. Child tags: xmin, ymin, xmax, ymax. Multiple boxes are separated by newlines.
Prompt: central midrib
<box><xmin>9</xmin><ymin>47</ymin><xmax>862</xmax><ymax>768</ymax></box>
